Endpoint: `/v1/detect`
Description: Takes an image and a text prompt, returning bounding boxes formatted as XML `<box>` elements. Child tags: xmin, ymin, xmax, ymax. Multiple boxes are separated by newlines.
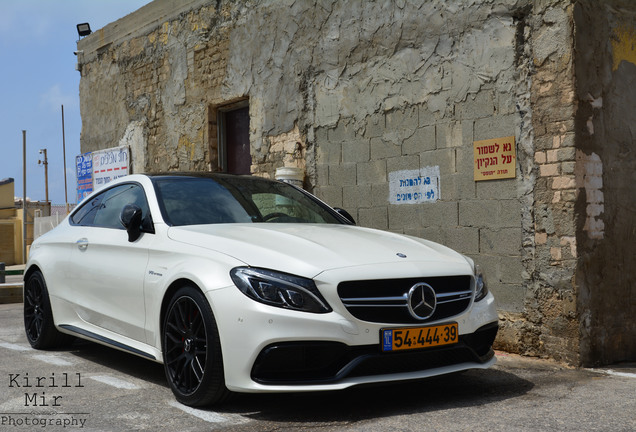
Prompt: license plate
<box><xmin>381</xmin><ymin>323</ymin><xmax>458</xmax><ymax>352</ymax></box>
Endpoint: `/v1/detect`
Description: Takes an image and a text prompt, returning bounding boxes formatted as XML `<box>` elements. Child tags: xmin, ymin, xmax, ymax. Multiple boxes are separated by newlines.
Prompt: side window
<box><xmin>71</xmin><ymin>195</ymin><xmax>103</xmax><ymax>226</ymax></box>
<box><xmin>91</xmin><ymin>184</ymin><xmax>150</xmax><ymax>229</ymax></box>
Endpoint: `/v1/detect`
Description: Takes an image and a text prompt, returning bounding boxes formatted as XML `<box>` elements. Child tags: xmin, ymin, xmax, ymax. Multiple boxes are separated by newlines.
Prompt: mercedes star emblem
<box><xmin>407</xmin><ymin>283</ymin><xmax>437</xmax><ymax>320</ymax></box>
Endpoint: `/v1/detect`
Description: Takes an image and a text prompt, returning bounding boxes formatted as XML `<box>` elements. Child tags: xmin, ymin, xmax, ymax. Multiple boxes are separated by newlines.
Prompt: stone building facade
<box><xmin>76</xmin><ymin>0</ymin><xmax>636</xmax><ymax>366</ymax></box>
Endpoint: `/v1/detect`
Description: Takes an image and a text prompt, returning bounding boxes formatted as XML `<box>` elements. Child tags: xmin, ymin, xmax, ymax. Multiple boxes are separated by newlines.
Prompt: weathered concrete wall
<box><xmin>76</xmin><ymin>0</ymin><xmax>636</xmax><ymax>365</ymax></box>
<box><xmin>573</xmin><ymin>0</ymin><xmax>636</xmax><ymax>366</ymax></box>
<box><xmin>303</xmin><ymin>1</ymin><xmax>530</xmax><ymax>345</ymax></box>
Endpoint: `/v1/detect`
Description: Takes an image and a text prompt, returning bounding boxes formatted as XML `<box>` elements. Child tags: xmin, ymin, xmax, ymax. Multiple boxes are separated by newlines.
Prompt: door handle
<box><xmin>76</xmin><ymin>238</ymin><xmax>89</xmax><ymax>251</ymax></box>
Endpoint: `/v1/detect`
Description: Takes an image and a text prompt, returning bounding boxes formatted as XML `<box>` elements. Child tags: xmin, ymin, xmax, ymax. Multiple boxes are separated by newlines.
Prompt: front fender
<box><xmin>143</xmin><ymin>241</ymin><xmax>246</xmax><ymax>352</ymax></box>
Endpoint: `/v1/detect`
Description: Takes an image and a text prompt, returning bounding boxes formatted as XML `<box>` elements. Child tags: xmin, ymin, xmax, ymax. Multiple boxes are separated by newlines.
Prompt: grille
<box><xmin>337</xmin><ymin>276</ymin><xmax>473</xmax><ymax>324</ymax></box>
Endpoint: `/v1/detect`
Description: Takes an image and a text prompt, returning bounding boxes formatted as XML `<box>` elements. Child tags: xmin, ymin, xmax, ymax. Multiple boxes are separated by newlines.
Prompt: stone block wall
<box><xmin>308</xmin><ymin>0</ymin><xmax>529</xmax><ymax>351</ymax></box>
<box><xmin>76</xmin><ymin>0</ymin><xmax>636</xmax><ymax>366</ymax></box>
<box><xmin>314</xmin><ymin>103</ymin><xmax>524</xmax><ymax>315</ymax></box>
<box><xmin>78</xmin><ymin>1</ymin><xmax>232</xmax><ymax>173</ymax></box>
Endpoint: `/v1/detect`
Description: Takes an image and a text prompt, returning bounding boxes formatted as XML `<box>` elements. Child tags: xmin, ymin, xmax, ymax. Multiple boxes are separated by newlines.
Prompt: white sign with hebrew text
<box><xmin>389</xmin><ymin>166</ymin><xmax>440</xmax><ymax>205</ymax></box>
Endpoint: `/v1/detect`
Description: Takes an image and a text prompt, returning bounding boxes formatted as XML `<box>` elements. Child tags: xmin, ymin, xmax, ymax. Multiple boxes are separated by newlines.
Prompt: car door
<box><xmin>67</xmin><ymin>182</ymin><xmax>152</xmax><ymax>343</ymax></box>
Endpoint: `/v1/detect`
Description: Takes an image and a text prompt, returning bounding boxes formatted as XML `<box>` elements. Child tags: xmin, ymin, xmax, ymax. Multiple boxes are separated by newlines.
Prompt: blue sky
<box><xmin>0</xmin><ymin>0</ymin><xmax>152</xmax><ymax>205</ymax></box>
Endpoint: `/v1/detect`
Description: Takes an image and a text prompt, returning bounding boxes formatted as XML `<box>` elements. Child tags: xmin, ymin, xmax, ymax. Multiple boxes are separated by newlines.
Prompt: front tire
<box><xmin>162</xmin><ymin>286</ymin><xmax>229</xmax><ymax>406</ymax></box>
<box><xmin>24</xmin><ymin>270</ymin><xmax>72</xmax><ymax>349</ymax></box>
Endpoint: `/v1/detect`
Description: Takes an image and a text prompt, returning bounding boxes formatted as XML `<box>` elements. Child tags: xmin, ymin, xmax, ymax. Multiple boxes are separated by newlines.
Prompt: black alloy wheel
<box><xmin>163</xmin><ymin>286</ymin><xmax>228</xmax><ymax>406</ymax></box>
<box><xmin>24</xmin><ymin>270</ymin><xmax>71</xmax><ymax>349</ymax></box>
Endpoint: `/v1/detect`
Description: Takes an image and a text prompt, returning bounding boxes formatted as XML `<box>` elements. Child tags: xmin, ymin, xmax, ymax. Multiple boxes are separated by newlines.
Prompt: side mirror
<box><xmin>334</xmin><ymin>207</ymin><xmax>356</xmax><ymax>225</ymax></box>
<box><xmin>120</xmin><ymin>204</ymin><xmax>143</xmax><ymax>242</ymax></box>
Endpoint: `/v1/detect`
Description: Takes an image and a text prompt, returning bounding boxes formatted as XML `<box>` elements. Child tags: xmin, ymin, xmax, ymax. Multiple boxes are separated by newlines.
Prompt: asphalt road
<box><xmin>0</xmin><ymin>302</ymin><xmax>634</xmax><ymax>432</ymax></box>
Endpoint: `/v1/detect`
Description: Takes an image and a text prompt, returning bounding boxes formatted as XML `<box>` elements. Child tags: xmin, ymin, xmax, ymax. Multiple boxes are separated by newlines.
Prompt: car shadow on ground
<box><xmin>64</xmin><ymin>338</ymin><xmax>533</xmax><ymax>425</ymax></box>
<box><xmin>65</xmin><ymin>338</ymin><xmax>167</xmax><ymax>386</ymax></box>
<box><xmin>220</xmin><ymin>367</ymin><xmax>533</xmax><ymax>425</ymax></box>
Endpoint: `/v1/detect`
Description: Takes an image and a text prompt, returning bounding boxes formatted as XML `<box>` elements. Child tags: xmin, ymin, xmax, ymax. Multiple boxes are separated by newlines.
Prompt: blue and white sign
<box><xmin>389</xmin><ymin>166</ymin><xmax>440</xmax><ymax>205</ymax></box>
<box><xmin>76</xmin><ymin>152</ymin><xmax>93</xmax><ymax>203</ymax></box>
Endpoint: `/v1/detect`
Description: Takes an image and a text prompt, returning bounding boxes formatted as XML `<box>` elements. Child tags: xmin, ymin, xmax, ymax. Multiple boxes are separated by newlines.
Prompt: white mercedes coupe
<box><xmin>24</xmin><ymin>173</ymin><xmax>498</xmax><ymax>406</ymax></box>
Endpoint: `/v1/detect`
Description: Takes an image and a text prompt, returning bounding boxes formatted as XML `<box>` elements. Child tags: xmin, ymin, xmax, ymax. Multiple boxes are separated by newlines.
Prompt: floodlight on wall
<box><xmin>76</xmin><ymin>23</ymin><xmax>92</xmax><ymax>38</ymax></box>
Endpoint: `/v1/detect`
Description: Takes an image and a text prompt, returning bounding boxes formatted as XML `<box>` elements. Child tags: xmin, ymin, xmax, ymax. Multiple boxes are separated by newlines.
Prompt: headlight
<box><xmin>474</xmin><ymin>263</ymin><xmax>489</xmax><ymax>302</ymax></box>
<box><xmin>230</xmin><ymin>267</ymin><xmax>332</xmax><ymax>313</ymax></box>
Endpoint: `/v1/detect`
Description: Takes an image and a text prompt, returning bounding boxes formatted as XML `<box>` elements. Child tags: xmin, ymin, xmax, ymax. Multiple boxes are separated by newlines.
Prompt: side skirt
<box><xmin>59</xmin><ymin>324</ymin><xmax>156</xmax><ymax>360</ymax></box>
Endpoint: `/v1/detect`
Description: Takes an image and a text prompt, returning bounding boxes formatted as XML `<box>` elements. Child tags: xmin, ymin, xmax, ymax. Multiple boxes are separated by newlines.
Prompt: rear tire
<box><xmin>162</xmin><ymin>286</ymin><xmax>229</xmax><ymax>406</ymax></box>
<box><xmin>24</xmin><ymin>270</ymin><xmax>73</xmax><ymax>349</ymax></box>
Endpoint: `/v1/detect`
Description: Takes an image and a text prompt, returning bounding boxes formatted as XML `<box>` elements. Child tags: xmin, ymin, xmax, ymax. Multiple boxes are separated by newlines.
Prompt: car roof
<box><xmin>145</xmin><ymin>172</ymin><xmax>270</xmax><ymax>181</ymax></box>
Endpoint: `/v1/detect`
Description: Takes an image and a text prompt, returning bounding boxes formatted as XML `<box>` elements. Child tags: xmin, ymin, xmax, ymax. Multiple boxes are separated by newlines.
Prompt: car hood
<box><xmin>167</xmin><ymin>224</ymin><xmax>471</xmax><ymax>278</ymax></box>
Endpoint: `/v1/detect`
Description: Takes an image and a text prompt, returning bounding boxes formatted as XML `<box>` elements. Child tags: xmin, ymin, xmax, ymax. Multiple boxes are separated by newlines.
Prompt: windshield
<box><xmin>152</xmin><ymin>175</ymin><xmax>343</xmax><ymax>226</ymax></box>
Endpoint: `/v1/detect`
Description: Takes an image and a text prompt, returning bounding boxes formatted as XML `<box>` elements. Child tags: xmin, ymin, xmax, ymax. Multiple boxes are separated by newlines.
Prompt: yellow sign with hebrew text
<box><xmin>473</xmin><ymin>136</ymin><xmax>516</xmax><ymax>181</ymax></box>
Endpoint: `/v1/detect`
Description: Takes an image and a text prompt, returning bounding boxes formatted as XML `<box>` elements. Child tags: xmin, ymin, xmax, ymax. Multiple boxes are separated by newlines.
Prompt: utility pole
<box><xmin>39</xmin><ymin>149</ymin><xmax>49</xmax><ymax>205</ymax></box>
<box><xmin>62</xmin><ymin>105</ymin><xmax>69</xmax><ymax>212</ymax></box>
<box><xmin>22</xmin><ymin>130</ymin><xmax>27</xmax><ymax>264</ymax></box>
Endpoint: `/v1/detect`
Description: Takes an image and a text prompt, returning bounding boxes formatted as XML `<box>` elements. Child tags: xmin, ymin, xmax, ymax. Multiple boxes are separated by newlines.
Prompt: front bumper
<box><xmin>251</xmin><ymin>322</ymin><xmax>498</xmax><ymax>385</ymax></box>
<box><xmin>207</xmin><ymin>281</ymin><xmax>498</xmax><ymax>393</ymax></box>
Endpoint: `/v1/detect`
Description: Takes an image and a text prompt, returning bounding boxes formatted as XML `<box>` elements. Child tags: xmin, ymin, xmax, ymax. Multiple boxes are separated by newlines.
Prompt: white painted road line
<box><xmin>0</xmin><ymin>341</ymin><xmax>31</xmax><ymax>351</ymax></box>
<box><xmin>32</xmin><ymin>354</ymin><xmax>74</xmax><ymax>366</ymax></box>
<box><xmin>169</xmin><ymin>400</ymin><xmax>230</xmax><ymax>423</ymax></box>
<box><xmin>90</xmin><ymin>375</ymin><xmax>140</xmax><ymax>389</ymax></box>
